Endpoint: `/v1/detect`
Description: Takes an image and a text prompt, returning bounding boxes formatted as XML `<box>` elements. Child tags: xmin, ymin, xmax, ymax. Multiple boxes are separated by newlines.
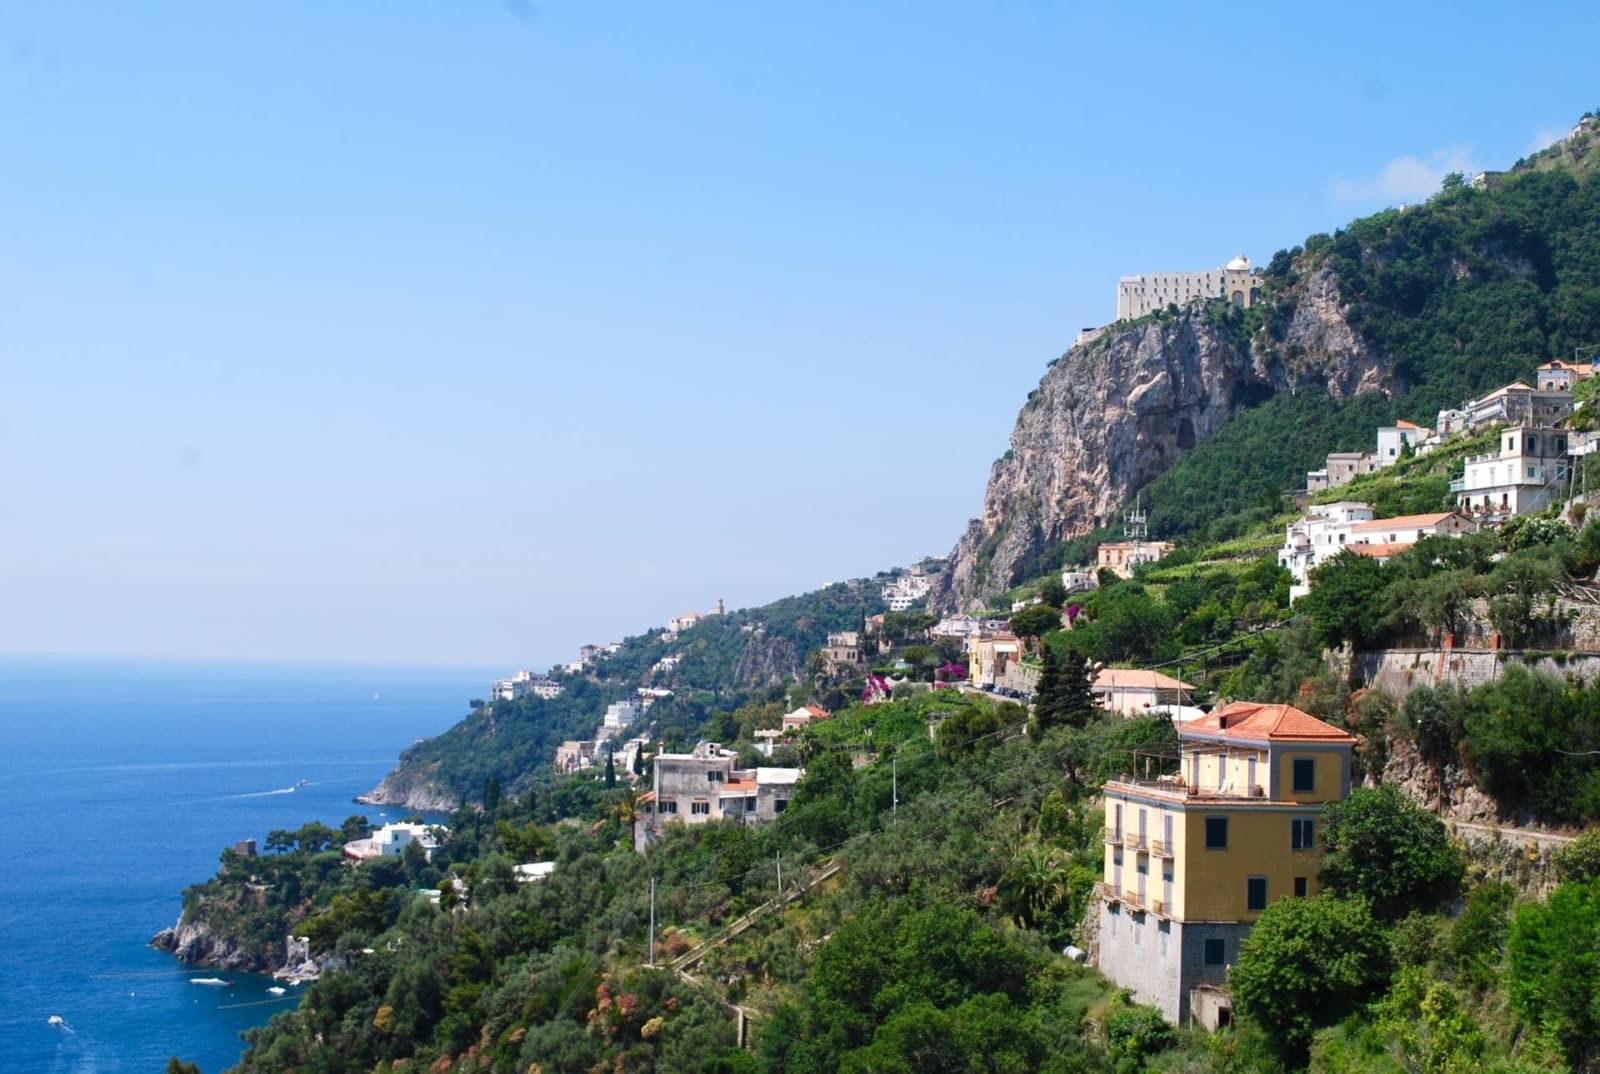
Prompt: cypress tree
<box><xmin>1058</xmin><ymin>647</ymin><xmax>1094</xmax><ymax>728</ymax></box>
<box><xmin>605</xmin><ymin>746</ymin><xmax>617</xmax><ymax>787</ymax></box>
<box><xmin>1031</xmin><ymin>642</ymin><xmax>1063</xmax><ymax>740</ymax></box>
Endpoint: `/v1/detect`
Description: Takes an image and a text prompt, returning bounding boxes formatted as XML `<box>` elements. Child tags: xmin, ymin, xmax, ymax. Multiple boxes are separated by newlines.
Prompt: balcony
<box><xmin>1448</xmin><ymin>478</ymin><xmax>1465</xmax><ymax>494</ymax></box>
<box><xmin>1149</xmin><ymin>897</ymin><xmax>1167</xmax><ymax>917</ymax></box>
<box><xmin>1123</xmin><ymin>830</ymin><xmax>1147</xmax><ymax>851</ymax></box>
<box><xmin>1149</xmin><ymin>838</ymin><xmax>1173</xmax><ymax>858</ymax></box>
<box><xmin>1103</xmin><ymin>827</ymin><xmax>1122</xmax><ymax>844</ymax></box>
<box><xmin>1095</xmin><ymin>881</ymin><xmax>1122</xmax><ymax>905</ymax></box>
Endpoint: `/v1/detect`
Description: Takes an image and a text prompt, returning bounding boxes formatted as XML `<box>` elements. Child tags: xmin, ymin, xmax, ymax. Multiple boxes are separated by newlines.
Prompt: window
<box><xmin>659</xmin><ymin>800</ymin><xmax>678</xmax><ymax>814</ymax></box>
<box><xmin>691</xmin><ymin>801</ymin><xmax>710</xmax><ymax>815</ymax></box>
<box><xmin>1204</xmin><ymin>938</ymin><xmax>1226</xmax><ymax>965</ymax></box>
<box><xmin>1292</xmin><ymin>817</ymin><xmax>1315</xmax><ymax>850</ymax></box>
<box><xmin>1247</xmin><ymin>877</ymin><xmax>1267</xmax><ymax>911</ymax></box>
<box><xmin>1114</xmin><ymin>848</ymin><xmax>1123</xmax><ymax>867</ymax></box>
<box><xmin>706</xmin><ymin>770</ymin><xmax>724</xmax><ymax>783</ymax></box>
<box><xmin>1205</xmin><ymin>817</ymin><xmax>1228</xmax><ymax>849</ymax></box>
<box><xmin>1159</xmin><ymin>919</ymin><xmax>1170</xmax><ymax>956</ymax></box>
<box><xmin>1292</xmin><ymin>758</ymin><xmax>1315</xmax><ymax>793</ymax></box>
<box><xmin>1294</xmin><ymin>876</ymin><xmax>1309</xmax><ymax>897</ymax></box>
<box><xmin>774</xmin><ymin>799</ymin><xmax>788</xmax><ymax>813</ymax></box>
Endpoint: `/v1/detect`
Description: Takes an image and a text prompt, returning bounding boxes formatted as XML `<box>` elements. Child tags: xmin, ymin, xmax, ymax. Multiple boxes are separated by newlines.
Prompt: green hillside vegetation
<box><xmin>174</xmin><ymin>669</ymin><xmax>1586</xmax><ymax>1074</ymax></box>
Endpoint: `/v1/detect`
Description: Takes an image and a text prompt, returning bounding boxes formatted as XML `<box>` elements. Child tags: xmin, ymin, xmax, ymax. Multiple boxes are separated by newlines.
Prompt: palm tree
<box><xmin>998</xmin><ymin>844</ymin><xmax>1072</xmax><ymax>930</ymax></box>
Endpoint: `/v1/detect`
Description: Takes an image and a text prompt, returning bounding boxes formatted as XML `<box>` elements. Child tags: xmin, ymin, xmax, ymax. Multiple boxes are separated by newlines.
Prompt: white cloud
<box><xmin>1526</xmin><ymin>126</ymin><xmax>1567</xmax><ymax>155</ymax></box>
<box><xmin>1329</xmin><ymin>145</ymin><xmax>1481</xmax><ymax>205</ymax></box>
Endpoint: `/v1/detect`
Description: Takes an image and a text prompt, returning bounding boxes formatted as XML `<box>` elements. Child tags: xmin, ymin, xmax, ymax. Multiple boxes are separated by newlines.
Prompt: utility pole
<box><xmin>892</xmin><ymin>756</ymin><xmax>898</xmax><ymax>822</ymax></box>
<box><xmin>775</xmin><ymin>852</ymin><xmax>782</xmax><ymax>900</ymax></box>
<box><xmin>647</xmin><ymin>876</ymin><xmax>656</xmax><ymax>968</ymax></box>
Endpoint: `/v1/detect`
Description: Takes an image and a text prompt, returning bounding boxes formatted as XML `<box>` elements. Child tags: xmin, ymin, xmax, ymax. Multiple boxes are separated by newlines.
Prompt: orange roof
<box><xmin>1184</xmin><ymin>701</ymin><xmax>1355</xmax><ymax>743</ymax></box>
<box><xmin>1351</xmin><ymin>512</ymin><xmax>1455</xmax><ymax>531</ymax></box>
<box><xmin>1093</xmin><ymin>668</ymin><xmax>1194</xmax><ymax>692</ymax></box>
<box><xmin>1350</xmin><ymin>542</ymin><xmax>1410</xmax><ymax>559</ymax></box>
<box><xmin>805</xmin><ymin>704</ymin><xmax>831</xmax><ymax>720</ymax></box>
<box><xmin>1394</xmin><ymin>419</ymin><xmax>1424</xmax><ymax>429</ymax></box>
<box><xmin>636</xmin><ymin>791</ymin><xmax>656</xmax><ymax>804</ymax></box>
<box><xmin>722</xmin><ymin>778</ymin><xmax>757</xmax><ymax>793</ymax></box>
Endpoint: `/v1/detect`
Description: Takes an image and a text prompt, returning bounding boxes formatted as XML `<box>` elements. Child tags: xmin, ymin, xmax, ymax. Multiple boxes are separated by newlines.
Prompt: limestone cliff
<box><xmin>935</xmin><ymin>266</ymin><xmax>1394</xmax><ymax>611</ymax></box>
<box><xmin>356</xmin><ymin>771</ymin><xmax>462</xmax><ymax>813</ymax></box>
<box><xmin>150</xmin><ymin>914</ymin><xmax>276</xmax><ymax>974</ymax></box>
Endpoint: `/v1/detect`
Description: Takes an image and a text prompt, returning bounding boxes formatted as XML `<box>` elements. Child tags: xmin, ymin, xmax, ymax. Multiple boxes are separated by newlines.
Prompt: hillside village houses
<box><xmin>1097</xmin><ymin>701</ymin><xmax>1357</xmax><ymax>1027</ymax></box>
<box><xmin>633</xmin><ymin>741</ymin><xmax>802</xmax><ymax>852</ymax></box>
<box><xmin>1279</xmin><ymin>502</ymin><xmax>1477</xmax><ymax>600</ymax></box>
<box><xmin>490</xmin><ymin>670</ymin><xmax>563</xmax><ymax>703</ymax></box>
<box><xmin>881</xmin><ymin>566</ymin><xmax>936</xmax><ymax>611</ymax></box>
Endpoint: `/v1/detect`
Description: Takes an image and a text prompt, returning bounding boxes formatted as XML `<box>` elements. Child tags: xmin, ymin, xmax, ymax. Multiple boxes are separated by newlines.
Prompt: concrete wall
<box><xmin>1096</xmin><ymin>903</ymin><xmax>1252</xmax><ymax>1024</ymax></box>
<box><xmin>1357</xmin><ymin>647</ymin><xmax>1600</xmax><ymax>701</ymax></box>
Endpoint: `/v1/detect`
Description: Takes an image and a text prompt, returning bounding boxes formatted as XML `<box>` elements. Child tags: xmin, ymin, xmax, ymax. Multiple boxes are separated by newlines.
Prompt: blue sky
<box><xmin>2</xmin><ymin>1</ymin><xmax>1596</xmax><ymax>666</ymax></box>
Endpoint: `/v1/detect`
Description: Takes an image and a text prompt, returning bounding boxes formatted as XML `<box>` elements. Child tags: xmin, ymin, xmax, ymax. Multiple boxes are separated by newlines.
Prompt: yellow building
<box><xmin>1094</xmin><ymin>701</ymin><xmax>1355</xmax><ymax>1027</ymax></box>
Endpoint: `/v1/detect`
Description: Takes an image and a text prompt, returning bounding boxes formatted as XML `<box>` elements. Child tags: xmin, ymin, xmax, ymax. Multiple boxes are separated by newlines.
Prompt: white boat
<box><xmin>267</xmin><ymin>986</ymin><xmax>286</xmax><ymax>996</ymax></box>
<box><xmin>47</xmin><ymin>1015</ymin><xmax>65</xmax><ymax>1027</ymax></box>
<box><xmin>189</xmin><ymin>977</ymin><xmax>233</xmax><ymax>987</ymax></box>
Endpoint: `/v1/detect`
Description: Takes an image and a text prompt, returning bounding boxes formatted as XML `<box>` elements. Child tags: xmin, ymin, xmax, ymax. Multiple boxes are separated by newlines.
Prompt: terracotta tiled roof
<box><xmin>805</xmin><ymin>705</ymin><xmax>831</xmax><ymax>720</ymax></box>
<box><xmin>1092</xmin><ymin>668</ymin><xmax>1195</xmax><ymax>692</ymax></box>
<box><xmin>722</xmin><ymin>778</ymin><xmax>758</xmax><ymax>793</ymax></box>
<box><xmin>1351</xmin><ymin>512</ymin><xmax>1455</xmax><ymax>531</ymax></box>
<box><xmin>1184</xmin><ymin>701</ymin><xmax>1355</xmax><ymax>743</ymax></box>
<box><xmin>1349</xmin><ymin>542</ymin><xmax>1410</xmax><ymax>559</ymax></box>
<box><xmin>1394</xmin><ymin>419</ymin><xmax>1424</xmax><ymax>429</ymax></box>
<box><xmin>636</xmin><ymin>791</ymin><xmax>656</xmax><ymax>804</ymax></box>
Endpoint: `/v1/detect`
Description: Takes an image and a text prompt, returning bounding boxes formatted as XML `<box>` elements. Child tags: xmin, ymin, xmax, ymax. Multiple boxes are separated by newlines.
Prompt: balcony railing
<box><xmin>1094</xmin><ymin>881</ymin><xmax>1121</xmax><ymax>904</ymax></box>
<box><xmin>1103</xmin><ymin>827</ymin><xmax>1121</xmax><ymax>844</ymax></box>
<box><xmin>1123</xmin><ymin>830</ymin><xmax>1147</xmax><ymax>850</ymax></box>
<box><xmin>1149</xmin><ymin>838</ymin><xmax>1172</xmax><ymax>858</ymax></box>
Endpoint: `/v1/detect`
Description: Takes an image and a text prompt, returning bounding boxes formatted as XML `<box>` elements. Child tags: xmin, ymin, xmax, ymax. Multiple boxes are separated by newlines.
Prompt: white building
<box><xmin>1061</xmin><ymin>569</ymin><xmax>1099</xmax><ymax>594</ymax></box>
<box><xmin>342</xmin><ymin>822</ymin><xmax>446</xmax><ymax>862</ymax></box>
<box><xmin>1278</xmin><ymin>502</ymin><xmax>1376</xmax><ymax>597</ymax></box>
<box><xmin>493</xmin><ymin>671</ymin><xmax>563</xmax><ymax>702</ymax></box>
<box><xmin>881</xmin><ymin>571</ymin><xmax>934</xmax><ymax>612</ymax></box>
<box><xmin>1348</xmin><ymin>511</ymin><xmax>1477</xmax><ymax>548</ymax></box>
<box><xmin>1116</xmin><ymin>255</ymin><xmax>1262</xmax><ymax>322</ymax></box>
<box><xmin>604</xmin><ymin>700</ymin><xmax>644</xmax><ymax>731</ymax></box>
<box><xmin>634</xmin><ymin>742</ymin><xmax>802</xmax><ymax>852</ymax></box>
<box><xmin>668</xmin><ymin>612</ymin><xmax>702</xmax><ymax>633</ymax></box>
<box><xmin>1455</xmin><ymin>424</ymin><xmax>1571</xmax><ymax>520</ymax></box>
<box><xmin>1375</xmin><ymin>421</ymin><xmax>1431</xmax><ymax>467</ymax></box>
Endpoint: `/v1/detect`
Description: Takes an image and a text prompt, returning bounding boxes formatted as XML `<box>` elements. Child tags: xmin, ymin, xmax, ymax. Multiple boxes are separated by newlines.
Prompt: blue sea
<box><xmin>0</xmin><ymin>657</ymin><xmax>495</xmax><ymax>1074</ymax></box>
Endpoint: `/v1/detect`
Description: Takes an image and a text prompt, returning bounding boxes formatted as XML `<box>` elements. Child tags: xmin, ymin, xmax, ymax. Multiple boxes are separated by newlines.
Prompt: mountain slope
<box><xmin>936</xmin><ymin>116</ymin><xmax>1600</xmax><ymax>611</ymax></box>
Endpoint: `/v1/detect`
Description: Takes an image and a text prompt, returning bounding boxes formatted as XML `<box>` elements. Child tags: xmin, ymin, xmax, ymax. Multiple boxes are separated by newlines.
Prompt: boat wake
<box><xmin>48</xmin><ymin>1014</ymin><xmax>73</xmax><ymax>1033</ymax></box>
<box><xmin>221</xmin><ymin>786</ymin><xmax>297</xmax><ymax>800</ymax></box>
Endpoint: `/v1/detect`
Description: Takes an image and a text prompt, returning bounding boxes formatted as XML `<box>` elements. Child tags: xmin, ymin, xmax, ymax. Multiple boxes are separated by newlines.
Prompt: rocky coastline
<box><xmin>149</xmin><ymin>913</ymin><xmax>276</xmax><ymax>974</ymax></box>
<box><xmin>356</xmin><ymin>771</ymin><xmax>460</xmax><ymax>814</ymax></box>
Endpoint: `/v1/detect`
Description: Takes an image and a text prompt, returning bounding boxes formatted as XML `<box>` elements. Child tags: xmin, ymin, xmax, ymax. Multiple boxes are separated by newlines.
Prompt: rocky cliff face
<box><xmin>150</xmin><ymin>914</ymin><xmax>275</xmax><ymax>974</ymax></box>
<box><xmin>357</xmin><ymin>770</ymin><xmax>462</xmax><ymax>813</ymax></box>
<box><xmin>935</xmin><ymin>266</ymin><xmax>1394</xmax><ymax>611</ymax></box>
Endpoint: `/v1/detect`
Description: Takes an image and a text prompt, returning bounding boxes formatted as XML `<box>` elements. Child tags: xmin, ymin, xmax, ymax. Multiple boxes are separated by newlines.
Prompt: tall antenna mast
<box><xmin>1124</xmin><ymin>492</ymin><xmax>1148</xmax><ymax>542</ymax></box>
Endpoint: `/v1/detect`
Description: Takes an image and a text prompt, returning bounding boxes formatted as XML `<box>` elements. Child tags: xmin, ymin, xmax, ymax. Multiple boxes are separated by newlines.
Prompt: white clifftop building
<box><xmin>1116</xmin><ymin>255</ymin><xmax>1262</xmax><ymax>322</ymax></box>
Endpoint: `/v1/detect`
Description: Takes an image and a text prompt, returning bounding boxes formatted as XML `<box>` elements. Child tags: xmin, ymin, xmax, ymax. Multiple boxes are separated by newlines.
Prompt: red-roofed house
<box><xmin>1092</xmin><ymin>668</ymin><xmax>1195</xmax><ymax>716</ymax></box>
<box><xmin>781</xmin><ymin>705</ymin><xmax>832</xmax><ymax>732</ymax></box>
<box><xmin>1096</xmin><ymin>701</ymin><xmax>1355</xmax><ymax>1028</ymax></box>
<box><xmin>1350</xmin><ymin>510</ymin><xmax>1476</xmax><ymax>547</ymax></box>
<box><xmin>1376</xmin><ymin>420</ymin><xmax>1434</xmax><ymax>466</ymax></box>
